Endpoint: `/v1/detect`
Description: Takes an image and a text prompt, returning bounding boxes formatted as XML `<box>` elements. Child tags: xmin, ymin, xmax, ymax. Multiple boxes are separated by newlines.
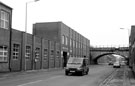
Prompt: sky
<box><xmin>1</xmin><ymin>0</ymin><xmax>135</xmax><ymax>47</ymax></box>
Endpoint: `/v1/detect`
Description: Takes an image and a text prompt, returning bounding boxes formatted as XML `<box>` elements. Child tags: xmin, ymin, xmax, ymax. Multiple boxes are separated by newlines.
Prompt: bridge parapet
<box><xmin>90</xmin><ymin>47</ymin><xmax>129</xmax><ymax>64</ymax></box>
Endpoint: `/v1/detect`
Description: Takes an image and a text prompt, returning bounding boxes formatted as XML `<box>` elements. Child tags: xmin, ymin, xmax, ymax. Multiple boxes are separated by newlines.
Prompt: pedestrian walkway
<box><xmin>127</xmin><ymin>67</ymin><xmax>135</xmax><ymax>86</ymax></box>
<box><xmin>107</xmin><ymin>66</ymin><xmax>135</xmax><ymax>86</ymax></box>
<box><xmin>0</xmin><ymin>68</ymin><xmax>63</xmax><ymax>80</ymax></box>
<box><xmin>99</xmin><ymin>65</ymin><xmax>135</xmax><ymax>86</ymax></box>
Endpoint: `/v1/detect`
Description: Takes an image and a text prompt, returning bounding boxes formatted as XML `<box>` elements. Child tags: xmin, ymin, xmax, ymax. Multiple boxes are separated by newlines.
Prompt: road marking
<box><xmin>17</xmin><ymin>80</ymin><xmax>43</xmax><ymax>86</ymax></box>
<box><xmin>99</xmin><ymin>69</ymin><xmax>117</xmax><ymax>86</ymax></box>
<box><xmin>17</xmin><ymin>75</ymin><xmax>63</xmax><ymax>86</ymax></box>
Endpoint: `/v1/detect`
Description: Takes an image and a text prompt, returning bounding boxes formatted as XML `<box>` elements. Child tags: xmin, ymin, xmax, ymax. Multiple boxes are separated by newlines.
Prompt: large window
<box><xmin>51</xmin><ymin>50</ymin><xmax>54</xmax><ymax>55</ymax></box>
<box><xmin>0</xmin><ymin>11</ymin><xmax>9</xmax><ymax>29</ymax></box>
<box><xmin>13</xmin><ymin>44</ymin><xmax>20</xmax><ymax>60</ymax></box>
<box><xmin>65</xmin><ymin>36</ymin><xmax>68</xmax><ymax>45</ymax></box>
<box><xmin>62</xmin><ymin>35</ymin><xmax>65</xmax><ymax>44</ymax></box>
<box><xmin>35</xmin><ymin>48</ymin><xmax>40</xmax><ymax>59</ymax></box>
<box><xmin>70</xmin><ymin>39</ymin><xmax>72</xmax><ymax>47</ymax></box>
<box><xmin>25</xmin><ymin>46</ymin><xmax>31</xmax><ymax>59</ymax></box>
<box><xmin>73</xmin><ymin>40</ymin><xmax>75</xmax><ymax>47</ymax></box>
<box><xmin>43</xmin><ymin>49</ymin><xmax>48</xmax><ymax>60</ymax></box>
<box><xmin>0</xmin><ymin>46</ymin><xmax>8</xmax><ymax>62</ymax></box>
<box><xmin>56</xmin><ymin>51</ymin><xmax>60</xmax><ymax>58</ymax></box>
<box><xmin>76</xmin><ymin>42</ymin><xmax>78</xmax><ymax>48</ymax></box>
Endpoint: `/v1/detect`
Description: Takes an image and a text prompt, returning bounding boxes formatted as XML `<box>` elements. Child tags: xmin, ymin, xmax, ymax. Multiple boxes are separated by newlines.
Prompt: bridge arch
<box><xmin>93</xmin><ymin>52</ymin><xmax>127</xmax><ymax>64</ymax></box>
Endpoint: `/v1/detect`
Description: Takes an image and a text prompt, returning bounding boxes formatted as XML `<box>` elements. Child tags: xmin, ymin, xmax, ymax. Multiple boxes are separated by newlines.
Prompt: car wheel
<box><xmin>86</xmin><ymin>71</ymin><xmax>88</xmax><ymax>75</ymax></box>
<box><xmin>65</xmin><ymin>71</ymin><xmax>68</xmax><ymax>75</ymax></box>
<box><xmin>86</xmin><ymin>69</ymin><xmax>89</xmax><ymax>75</ymax></box>
<box><xmin>80</xmin><ymin>71</ymin><xmax>84</xmax><ymax>76</ymax></box>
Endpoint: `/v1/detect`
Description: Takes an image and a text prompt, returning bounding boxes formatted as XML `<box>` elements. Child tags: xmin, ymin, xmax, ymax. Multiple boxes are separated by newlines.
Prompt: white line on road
<box><xmin>17</xmin><ymin>75</ymin><xmax>62</xmax><ymax>86</ymax></box>
<box><xmin>17</xmin><ymin>80</ymin><xmax>43</xmax><ymax>86</ymax></box>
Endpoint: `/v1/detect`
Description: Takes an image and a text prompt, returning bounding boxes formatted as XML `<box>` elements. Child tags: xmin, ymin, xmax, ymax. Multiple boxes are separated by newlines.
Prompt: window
<box><xmin>35</xmin><ymin>48</ymin><xmax>40</xmax><ymax>58</ymax></box>
<box><xmin>70</xmin><ymin>39</ymin><xmax>72</xmax><ymax>47</ymax></box>
<box><xmin>51</xmin><ymin>50</ymin><xmax>54</xmax><ymax>55</ymax></box>
<box><xmin>13</xmin><ymin>44</ymin><xmax>20</xmax><ymax>60</ymax></box>
<box><xmin>50</xmin><ymin>50</ymin><xmax>54</xmax><ymax>58</ymax></box>
<box><xmin>65</xmin><ymin>36</ymin><xmax>68</xmax><ymax>45</ymax></box>
<box><xmin>44</xmin><ymin>49</ymin><xmax>48</xmax><ymax>60</ymax></box>
<box><xmin>0</xmin><ymin>46</ymin><xmax>8</xmax><ymax>62</ymax></box>
<box><xmin>78</xmin><ymin>43</ymin><xmax>80</xmax><ymax>49</ymax></box>
<box><xmin>76</xmin><ymin>42</ymin><xmax>78</xmax><ymax>48</ymax></box>
<box><xmin>25</xmin><ymin>46</ymin><xmax>31</xmax><ymax>59</ymax></box>
<box><xmin>73</xmin><ymin>40</ymin><xmax>75</xmax><ymax>47</ymax></box>
<box><xmin>62</xmin><ymin>35</ymin><xmax>65</xmax><ymax>44</ymax></box>
<box><xmin>0</xmin><ymin>11</ymin><xmax>9</xmax><ymax>29</ymax></box>
<box><xmin>56</xmin><ymin>51</ymin><xmax>59</xmax><ymax>58</ymax></box>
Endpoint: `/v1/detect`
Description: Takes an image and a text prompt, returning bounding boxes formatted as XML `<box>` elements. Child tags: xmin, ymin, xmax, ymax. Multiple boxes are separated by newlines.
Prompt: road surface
<box><xmin>0</xmin><ymin>65</ymin><xmax>115</xmax><ymax>86</ymax></box>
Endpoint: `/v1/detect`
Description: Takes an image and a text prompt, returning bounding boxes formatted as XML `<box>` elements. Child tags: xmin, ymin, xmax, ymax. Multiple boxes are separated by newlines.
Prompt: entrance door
<box><xmin>63</xmin><ymin>52</ymin><xmax>67</xmax><ymax>67</ymax></box>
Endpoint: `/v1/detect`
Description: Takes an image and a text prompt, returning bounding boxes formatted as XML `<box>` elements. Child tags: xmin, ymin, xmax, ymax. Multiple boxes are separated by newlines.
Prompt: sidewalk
<box><xmin>127</xmin><ymin>67</ymin><xmax>135</xmax><ymax>86</ymax></box>
<box><xmin>0</xmin><ymin>68</ymin><xmax>63</xmax><ymax>79</ymax></box>
<box><xmin>106</xmin><ymin>66</ymin><xmax>135</xmax><ymax>86</ymax></box>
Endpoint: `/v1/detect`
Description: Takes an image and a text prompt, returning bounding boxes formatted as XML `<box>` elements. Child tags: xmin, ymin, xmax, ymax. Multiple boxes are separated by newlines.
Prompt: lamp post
<box><xmin>25</xmin><ymin>0</ymin><xmax>39</xmax><ymax>71</ymax></box>
<box><xmin>120</xmin><ymin>28</ymin><xmax>130</xmax><ymax>47</ymax></box>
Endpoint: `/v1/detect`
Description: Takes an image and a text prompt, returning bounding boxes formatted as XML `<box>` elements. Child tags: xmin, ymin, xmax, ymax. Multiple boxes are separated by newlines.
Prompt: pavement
<box><xmin>102</xmin><ymin>65</ymin><xmax>135</xmax><ymax>86</ymax></box>
<box><xmin>127</xmin><ymin>67</ymin><xmax>135</xmax><ymax>86</ymax></box>
<box><xmin>0</xmin><ymin>68</ymin><xmax>63</xmax><ymax>79</ymax></box>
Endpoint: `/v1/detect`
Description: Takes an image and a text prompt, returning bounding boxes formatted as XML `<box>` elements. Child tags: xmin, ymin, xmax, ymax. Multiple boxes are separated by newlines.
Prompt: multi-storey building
<box><xmin>0</xmin><ymin>2</ymin><xmax>12</xmax><ymax>72</ymax></box>
<box><xmin>129</xmin><ymin>26</ymin><xmax>135</xmax><ymax>71</ymax></box>
<box><xmin>0</xmin><ymin>2</ymin><xmax>90</xmax><ymax>72</ymax></box>
<box><xmin>33</xmin><ymin>22</ymin><xmax>90</xmax><ymax>67</ymax></box>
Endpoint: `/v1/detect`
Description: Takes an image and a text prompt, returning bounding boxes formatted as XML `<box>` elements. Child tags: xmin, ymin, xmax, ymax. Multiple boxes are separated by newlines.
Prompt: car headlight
<box><xmin>77</xmin><ymin>67</ymin><xmax>82</xmax><ymax>70</ymax></box>
<box><xmin>65</xmin><ymin>67</ymin><xmax>69</xmax><ymax>70</ymax></box>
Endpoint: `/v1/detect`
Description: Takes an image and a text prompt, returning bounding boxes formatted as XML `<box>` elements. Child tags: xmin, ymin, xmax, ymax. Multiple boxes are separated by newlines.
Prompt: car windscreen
<box><xmin>67</xmin><ymin>58</ymin><xmax>83</xmax><ymax>64</ymax></box>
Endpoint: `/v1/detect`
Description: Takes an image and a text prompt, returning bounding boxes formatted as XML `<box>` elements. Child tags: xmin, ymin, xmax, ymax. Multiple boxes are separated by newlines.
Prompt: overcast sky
<box><xmin>2</xmin><ymin>0</ymin><xmax>134</xmax><ymax>47</ymax></box>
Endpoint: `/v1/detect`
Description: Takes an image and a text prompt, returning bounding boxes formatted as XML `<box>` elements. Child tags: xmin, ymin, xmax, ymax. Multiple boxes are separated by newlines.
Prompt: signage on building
<box><xmin>62</xmin><ymin>47</ymin><xmax>68</xmax><ymax>51</ymax></box>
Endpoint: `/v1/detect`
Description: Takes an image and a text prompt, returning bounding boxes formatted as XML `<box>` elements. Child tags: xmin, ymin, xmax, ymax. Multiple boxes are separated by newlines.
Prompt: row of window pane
<box><xmin>13</xmin><ymin>44</ymin><xmax>19</xmax><ymax>60</ymax></box>
<box><xmin>35</xmin><ymin>48</ymin><xmax>40</xmax><ymax>58</ymax></box>
<box><xmin>62</xmin><ymin>35</ymin><xmax>85</xmax><ymax>49</ymax></box>
<box><xmin>0</xmin><ymin>46</ymin><xmax>8</xmax><ymax>62</ymax></box>
<box><xmin>0</xmin><ymin>11</ymin><xmax>9</xmax><ymax>29</ymax></box>
<box><xmin>62</xmin><ymin>35</ymin><xmax>68</xmax><ymax>45</ymax></box>
<box><xmin>0</xmin><ymin>44</ymin><xmax>61</xmax><ymax>62</ymax></box>
<box><xmin>56</xmin><ymin>51</ymin><xmax>60</xmax><ymax>58</ymax></box>
<box><xmin>44</xmin><ymin>49</ymin><xmax>48</xmax><ymax>60</ymax></box>
<box><xmin>25</xmin><ymin>46</ymin><xmax>31</xmax><ymax>59</ymax></box>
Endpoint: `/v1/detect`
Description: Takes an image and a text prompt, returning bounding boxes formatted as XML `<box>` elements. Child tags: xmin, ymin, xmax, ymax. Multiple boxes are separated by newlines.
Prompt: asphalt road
<box><xmin>0</xmin><ymin>65</ymin><xmax>115</xmax><ymax>86</ymax></box>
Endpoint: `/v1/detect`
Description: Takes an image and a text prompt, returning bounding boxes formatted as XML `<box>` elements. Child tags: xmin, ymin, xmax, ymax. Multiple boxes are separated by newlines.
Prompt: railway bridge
<box><xmin>90</xmin><ymin>47</ymin><xmax>129</xmax><ymax>64</ymax></box>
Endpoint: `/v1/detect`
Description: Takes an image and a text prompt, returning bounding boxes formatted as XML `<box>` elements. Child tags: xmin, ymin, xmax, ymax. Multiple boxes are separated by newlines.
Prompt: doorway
<box><xmin>63</xmin><ymin>52</ymin><xmax>67</xmax><ymax>67</ymax></box>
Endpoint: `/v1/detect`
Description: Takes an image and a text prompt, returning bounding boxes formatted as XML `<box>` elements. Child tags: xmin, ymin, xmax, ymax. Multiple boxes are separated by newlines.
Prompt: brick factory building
<box><xmin>0</xmin><ymin>2</ymin><xmax>90</xmax><ymax>72</ymax></box>
<box><xmin>33</xmin><ymin>22</ymin><xmax>90</xmax><ymax>67</ymax></box>
<box><xmin>0</xmin><ymin>2</ymin><xmax>12</xmax><ymax>72</ymax></box>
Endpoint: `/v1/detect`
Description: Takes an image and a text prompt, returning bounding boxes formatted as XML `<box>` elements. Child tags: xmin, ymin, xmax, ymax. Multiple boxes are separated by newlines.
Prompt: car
<box><xmin>120</xmin><ymin>61</ymin><xmax>126</xmax><ymax>66</ymax></box>
<box><xmin>108</xmin><ymin>61</ymin><xmax>113</xmax><ymax>65</ymax></box>
<box><xmin>113</xmin><ymin>62</ymin><xmax>121</xmax><ymax>68</ymax></box>
<box><xmin>65</xmin><ymin>57</ymin><xmax>89</xmax><ymax>76</ymax></box>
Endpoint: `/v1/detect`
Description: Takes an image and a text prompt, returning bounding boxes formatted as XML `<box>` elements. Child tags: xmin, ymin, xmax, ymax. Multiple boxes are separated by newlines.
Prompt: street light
<box><xmin>120</xmin><ymin>28</ymin><xmax>130</xmax><ymax>47</ymax></box>
<box><xmin>25</xmin><ymin>0</ymin><xmax>40</xmax><ymax>71</ymax></box>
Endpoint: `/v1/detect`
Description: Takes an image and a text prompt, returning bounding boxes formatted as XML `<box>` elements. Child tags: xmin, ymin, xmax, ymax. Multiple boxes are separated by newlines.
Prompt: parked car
<box><xmin>65</xmin><ymin>57</ymin><xmax>89</xmax><ymax>76</ymax></box>
<box><xmin>108</xmin><ymin>61</ymin><xmax>113</xmax><ymax>65</ymax></box>
<box><xmin>113</xmin><ymin>62</ymin><xmax>121</xmax><ymax>68</ymax></box>
<box><xmin>120</xmin><ymin>61</ymin><xmax>126</xmax><ymax>66</ymax></box>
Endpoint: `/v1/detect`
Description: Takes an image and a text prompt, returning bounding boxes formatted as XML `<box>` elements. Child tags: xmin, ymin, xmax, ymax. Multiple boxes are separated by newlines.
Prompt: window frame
<box><xmin>0</xmin><ymin>10</ymin><xmax>9</xmax><ymax>29</ymax></box>
<box><xmin>12</xmin><ymin>44</ymin><xmax>20</xmax><ymax>60</ymax></box>
<box><xmin>25</xmin><ymin>46</ymin><xmax>31</xmax><ymax>60</ymax></box>
<box><xmin>62</xmin><ymin>35</ymin><xmax>65</xmax><ymax>44</ymax></box>
<box><xmin>65</xmin><ymin>36</ymin><xmax>68</xmax><ymax>45</ymax></box>
<box><xmin>70</xmin><ymin>38</ymin><xmax>72</xmax><ymax>47</ymax></box>
<box><xmin>35</xmin><ymin>47</ymin><xmax>40</xmax><ymax>59</ymax></box>
<box><xmin>0</xmin><ymin>45</ymin><xmax>8</xmax><ymax>62</ymax></box>
<box><xmin>43</xmin><ymin>49</ymin><xmax>48</xmax><ymax>60</ymax></box>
